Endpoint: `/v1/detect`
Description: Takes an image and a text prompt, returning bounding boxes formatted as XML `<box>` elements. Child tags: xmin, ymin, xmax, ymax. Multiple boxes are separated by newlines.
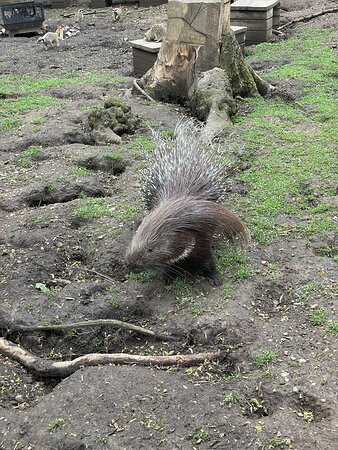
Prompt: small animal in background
<box><xmin>37</xmin><ymin>25</ymin><xmax>63</xmax><ymax>50</ymax></box>
<box><xmin>145</xmin><ymin>23</ymin><xmax>166</xmax><ymax>42</ymax></box>
<box><xmin>74</xmin><ymin>9</ymin><xmax>84</xmax><ymax>26</ymax></box>
<box><xmin>112</xmin><ymin>4</ymin><xmax>122</xmax><ymax>22</ymax></box>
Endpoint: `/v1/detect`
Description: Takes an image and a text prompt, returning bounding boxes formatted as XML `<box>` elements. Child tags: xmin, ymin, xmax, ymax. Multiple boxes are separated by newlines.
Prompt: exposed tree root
<box><xmin>278</xmin><ymin>7</ymin><xmax>338</xmax><ymax>31</ymax></box>
<box><xmin>0</xmin><ymin>337</ymin><xmax>224</xmax><ymax>378</ymax></box>
<box><xmin>10</xmin><ymin>319</ymin><xmax>174</xmax><ymax>341</ymax></box>
<box><xmin>133</xmin><ymin>79</ymin><xmax>156</xmax><ymax>103</ymax></box>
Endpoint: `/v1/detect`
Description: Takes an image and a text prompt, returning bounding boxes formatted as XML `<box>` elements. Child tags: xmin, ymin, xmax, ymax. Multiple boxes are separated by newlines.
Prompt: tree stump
<box><xmin>139</xmin><ymin>0</ymin><xmax>272</xmax><ymax>139</ymax></box>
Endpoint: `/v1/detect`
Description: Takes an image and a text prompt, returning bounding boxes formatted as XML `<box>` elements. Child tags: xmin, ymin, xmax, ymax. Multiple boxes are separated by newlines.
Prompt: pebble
<box><xmin>292</xmin><ymin>386</ymin><xmax>299</xmax><ymax>393</ymax></box>
<box><xmin>299</xmin><ymin>358</ymin><xmax>307</xmax><ymax>364</ymax></box>
<box><xmin>15</xmin><ymin>394</ymin><xmax>24</xmax><ymax>403</ymax></box>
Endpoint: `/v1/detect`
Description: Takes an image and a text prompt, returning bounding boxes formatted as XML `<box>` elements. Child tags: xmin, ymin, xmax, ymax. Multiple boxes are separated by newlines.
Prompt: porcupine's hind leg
<box><xmin>201</xmin><ymin>252</ymin><xmax>223</xmax><ymax>286</ymax></box>
<box><xmin>189</xmin><ymin>242</ymin><xmax>223</xmax><ymax>286</ymax></box>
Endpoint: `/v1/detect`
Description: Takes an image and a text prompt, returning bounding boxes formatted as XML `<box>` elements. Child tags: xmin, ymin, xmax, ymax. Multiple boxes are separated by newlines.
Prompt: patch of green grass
<box><xmin>35</xmin><ymin>283</ymin><xmax>57</xmax><ymax>300</ymax></box>
<box><xmin>31</xmin><ymin>117</ymin><xmax>45</xmax><ymax>125</ymax></box>
<box><xmin>68</xmin><ymin>166</ymin><xmax>91</xmax><ymax>177</ymax></box>
<box><xmin>128</xmin><ymin>272</ymin><xmax>157</xmax><ymax>283</ymax></box>
<box><xmin>310</xmin><ymin>308</ymin><xmax>326</xmax><ymax>326</ymax></box>
<box><xmin>108</xmin><ymin>297</ymin><xmax>118</xmax><ymax>309</ymax></box>
<box><xmin>190</xmin><ymin>303</ymin><xmax>205</xmax><ymax>316</ymax></box>
<box><xmin>17</xmin><ymin>145</ymin><xmax>42</xmax><ymax>168</ymax></box>
<box><xmin>0</xmin><ymin>72</ymin><xmax>124</xmax><ymax>97</ymax></box>
<box><xmin>104</xmin><ymin>153</ymin><xmax>123</xmax><ymax>162</ymax></box>
<box><xmin>28</xmin><ymin>215</ymin><xmax>45</xmax><ymax>224</ymax></box>
<box><xmin>75</xmin><ymin>198</ymin><xmax>140</xmax><ymax>223</ymax></box>
<box><xmin>167</xmin><ymin>279</ymin><xmax>191</xmax><ymax>296</ymax></box>
<box><xmin>253</xmin><ymin>351</ymin><xmax>278</xmax><ymax>369</ymax></box>
<box><xmin>188</xmin><ymin>427</ymin><xmax>210</xmax><ymax>444</ymax></box>
<box><xmin>296</xmin><ymin>282</ymin><xmax>320</xmax><ymax>302</ymax></box>
<box><xmin>75</xmin><ymin>198</ymin><xmax>112</xmax><ymax>220</ymax></box>
<box><xmin>132</xmin><ymin>135</ymin><xmax>155</xmax><ymax>152</ymax></box>
<box><xmin>0</xmin><ymin>117</ymin><xmax>23</xmax><ymax>132</ymax></box>
<box><xmin>161</xmin><ymin>129</ymin><xmax>174</xmax><ymax>138</ymax></box>
<box><xmin>224</xmin><ymin>367</ymin><xmax>242</xmax><ymax>382</ymax></box>
<box><xmin>232</xmin><ymin>27</ymin><xmax>337</xmax><ymax>244</ymax></box>
<box><xmin>259</xmin><ymin>437</ymin><xmax>292</xmax><ymax>449</ymax></box>
<box><xmin>48</xmin><ymin>418</ymin><xmax>64</xmax><ymax>432</ymax></box>
<box><xmin>156</xmin><ymin>314</ymin><xmax>167</xmax><ymax>323</ymax></box>
<box><xmin>115</xmin><ymin>204</ymin><xmax>141</xmax><ymax>222</ymax></box>
<box><xmin>327</xmin><ymin>321</ymin><xmax>338</xmax><ymax>335</ymax></box>
<box><xmin>0</xmin><ymin>72</ymin><xmax>124</xmax><ymax>129</ymax></box>
<box><xmin>220</xmin><ymin>392</ymin><xmax>235</xmax><ymax>407</ymax></box>
<box><xmin>216</xmin><ymin>243</ymin><xmax>253</xmax><ymax>281</ymax></box>
<box><xmin>45</xmin><ymin>182</ymin><xmax>56</xmax><ymax>193</ymax></box>
<box><xmin>0</xmin><ymin>95</ymin><xmax>59</xmax><ymax>118</ymax></box>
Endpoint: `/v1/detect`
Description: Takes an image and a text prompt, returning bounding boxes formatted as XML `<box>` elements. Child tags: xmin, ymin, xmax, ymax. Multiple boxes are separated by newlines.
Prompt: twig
<box><xmin>12</xmin><ymin>319</ymin><xmax>174</xmax><ymax>341</ymax></box>
<box><xmin>63</xmin><ymin>10</ymin><xmax>109</xmax><ymax>18</ymax></box>
<box><xmin>133</xmin><ymin>79</ymin><xmax>156</xmax><ymax>102</ymax></box>
<box><xmin>83</xmin><ymin>266</ymin><xmax>116</xmax><ymax>283</ymax></box>
<box><xmin>278</xmin><ymin>7</ymin><xmax>338</xmax><ymax>31</ymax></box>
<box><xmin>0</xmin><ymin>337</ymin><xmax>224</xmax><ymax>378</ymax></box>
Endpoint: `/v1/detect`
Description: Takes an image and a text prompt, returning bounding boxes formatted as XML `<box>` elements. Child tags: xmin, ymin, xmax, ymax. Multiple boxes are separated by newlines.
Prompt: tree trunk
<box><xmin>139</xmin><ymin>0</ymin><xmax>272</xmax><ymax>139</ymax></box>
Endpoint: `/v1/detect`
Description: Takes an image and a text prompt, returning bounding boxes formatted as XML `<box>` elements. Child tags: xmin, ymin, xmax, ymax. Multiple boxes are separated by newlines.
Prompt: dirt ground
<box><xmin>0</xmin><ymin>1</ymin><xmax>337</xmax><ymax>449</ymax></box>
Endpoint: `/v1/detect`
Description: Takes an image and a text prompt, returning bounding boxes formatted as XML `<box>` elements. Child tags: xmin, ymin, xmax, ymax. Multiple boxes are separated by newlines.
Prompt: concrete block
<box><xmin>130</xmin><ymin>39</ymin><xmax>162</xmax><ymax>77</ymax></box>
<box><xmin>231</xmin><ymin>0</ymin><xmax>279</xmax><ymax>11</ymax></box>
<box><xmin>231</xmin><ymin>25</ymin><xmax>246</xmax><ymax>44</ymax></box>
<box><xmin>231</xmin><ymin>9</ymin><xmax>273</xmax><ymax>20</ymax></box>
<box><xmin>51</xmin><ymin>0</ymin><xmax>70</xmax><ymax>8</ymax></box>
<box><xmin>231</xmin><ymin>17</ymin><xmax>272</xmax><ymax>31</ymax></box>
<box><xmin>246</xmin><ymin>28</ymin><xmax>272</xmax><ymax>43</ymax></box>
<box><xmin>130</xmin><ymin>39</ymin><xmax>162</xmax><ymax>53</ymax></box>
<box><xmin>273</xmin><ymin>4</ymin><xmax>280</xmax><ymax>27</ymax></box>
<box><xmin>89</xmin><ymin>0</ymin><xmax>112</xmax><ymax>8</ymax></box>
<box><xmin>139</xmin><ymin>0</ymin><xmax>168</xmax><ymax>6</ymax></box>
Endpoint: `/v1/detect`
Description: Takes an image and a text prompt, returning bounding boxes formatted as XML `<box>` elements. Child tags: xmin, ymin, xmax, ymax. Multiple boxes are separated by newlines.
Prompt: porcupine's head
<box><xmin>125</xmin><ymin>198</ymin><xmax>198</xmax><ymax>274</ymax></box>
<box><xmin>124</xmin><ymin>197</ymin><xmax>249</xmax><ymax>275</ymax></box>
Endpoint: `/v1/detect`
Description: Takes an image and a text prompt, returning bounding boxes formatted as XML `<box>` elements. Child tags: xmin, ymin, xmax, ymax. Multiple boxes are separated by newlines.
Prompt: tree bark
<box><xmin>0</xmin><ymin>337</ymin><xmax>224</xmax><ymax>378</ymax></box>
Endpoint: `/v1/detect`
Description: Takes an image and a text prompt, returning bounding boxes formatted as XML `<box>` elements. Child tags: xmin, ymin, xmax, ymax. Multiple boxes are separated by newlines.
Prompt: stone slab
<box><xmin>231</xmin><ymin>25</ymin><xmax>247</xmax><ymax>35</ymax></box>
<box><xmin>130</xmin><ymin>39</ymin><xmax>162</xmax><ymax>53</ymax></box>
<box><xmin>231</xmin><ymin>0</ymin><xmax>279</xmax><ymax>11</ymax></box>
<box><xmin>231</xmin><ymin>9</ymin><xmax>273</xmax><ymax>20</ymax></box>
<box><xmin>231</xmin><ymin>17</ymin><xmax>272</xmax><ymax>30</ymax></box>
<box><xmin>139</xmin><ymin>0</ymin><xmax>168</xmax><ymax>6</ymax></box>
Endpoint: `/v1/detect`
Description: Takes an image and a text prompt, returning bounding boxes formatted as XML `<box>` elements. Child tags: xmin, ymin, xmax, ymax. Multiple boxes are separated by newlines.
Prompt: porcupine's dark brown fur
<box><xmin>125</xmin><ymin>120</ymin><xmax>250</xmax><ymax>285</ymax></box>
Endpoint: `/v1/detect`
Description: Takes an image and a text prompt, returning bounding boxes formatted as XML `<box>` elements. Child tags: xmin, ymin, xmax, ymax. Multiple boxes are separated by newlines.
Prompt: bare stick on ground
<box><xmin>0</xmin><ymin>337</ymin><xmax>224</xmax><ymax>378</ymax></box>
<box><xmin>278</xmin><ymin>7</ymin><xmax>338</xmax><ymax>31</ymax></box>
<box><xmin>11</xmin><ymin>319</ymin><xmax>174</xmax><ymax>341</ymax></box>
<box><xmin>133</xmin><ymin>79</ymin><xmax>156</xmax><ymax>102</ymax></box>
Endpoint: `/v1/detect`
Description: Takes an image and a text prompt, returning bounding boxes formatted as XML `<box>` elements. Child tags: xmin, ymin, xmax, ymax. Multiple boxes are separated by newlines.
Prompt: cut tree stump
<box><xmin>138</xmin><ymin>0</ymin><xmax>272</xmax><ymax>140</ymax></box>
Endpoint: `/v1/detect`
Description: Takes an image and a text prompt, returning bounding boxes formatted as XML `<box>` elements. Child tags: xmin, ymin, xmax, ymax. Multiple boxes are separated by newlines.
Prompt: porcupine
<box><xmin>125</xmin><ymin>120</ymin><xmax>250</xmax><ymax>286</ymax></box>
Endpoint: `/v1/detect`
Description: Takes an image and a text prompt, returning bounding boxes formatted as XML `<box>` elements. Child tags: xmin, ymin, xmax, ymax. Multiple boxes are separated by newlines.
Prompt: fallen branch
<box><xmin>133</xmin><ymin>79</ymin><xmax>156</xmax><ymax>103</ymax></box>
<box><xmin>278</xmin><ymin>7</ymin><xmax>338</xmax><ymax>31</ymax></box>
<box><xmin>63</xmin><ymin>10</ymin><xmax>109</xmax><ymax>18</ymax></box>
<box><xmin>0</xmin><ymin>337</ymin><xmax>224</xmax><ymax>378</ymax></box>
<box><xmin>11</xmin><ymin>319</ymin><xmax>174</xmax><ymax>341</ymax></box>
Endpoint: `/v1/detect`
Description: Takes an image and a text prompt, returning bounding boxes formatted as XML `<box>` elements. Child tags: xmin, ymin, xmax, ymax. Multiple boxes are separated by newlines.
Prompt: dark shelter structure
<box><xmin>0</xmin><ymin>1</ymin><xmax>44</xmax><ymax>36</ymax></box>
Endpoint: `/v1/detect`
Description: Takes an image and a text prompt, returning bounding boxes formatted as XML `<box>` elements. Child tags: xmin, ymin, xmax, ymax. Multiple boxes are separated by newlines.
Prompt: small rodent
<box><xmin>125</xmin><ymin>120</ymin><xmax>250</xmax><ymax>285</ymax></box>
<box><xmin>145</xmin><ymin>23</ymin><xmax>166</xmax><ymax>42</ymax></box>
<box><xmin>37</xmin><ymin>25</ymin><xmax>63</xmax><ymax>50</ymax></box>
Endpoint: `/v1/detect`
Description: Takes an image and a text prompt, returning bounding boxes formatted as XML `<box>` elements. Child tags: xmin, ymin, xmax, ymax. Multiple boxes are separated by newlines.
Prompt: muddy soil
<box><xmin>0</xmin><ymin>1</ymin><xmax>337</xmax><ymax>449</ymax></box>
